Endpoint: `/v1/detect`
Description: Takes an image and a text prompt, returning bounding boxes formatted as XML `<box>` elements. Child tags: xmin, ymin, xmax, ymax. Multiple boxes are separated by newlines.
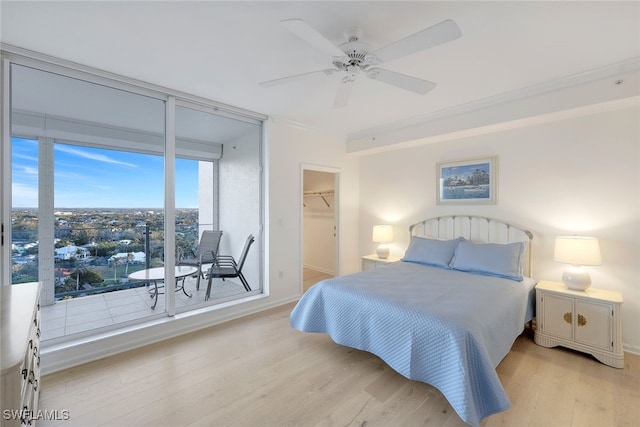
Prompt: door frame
<box><xmin>300</xmin><ymin>163</ymin><xmax>340</xmax><ymax>294</ymax></box>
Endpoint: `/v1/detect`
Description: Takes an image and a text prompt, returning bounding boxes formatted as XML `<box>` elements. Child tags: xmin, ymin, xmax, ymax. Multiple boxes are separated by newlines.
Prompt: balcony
<box><xmin>13</xmin><ymin>216</ymin><xmax>260</xmax><ymax>341</ymax></box>
<box><xmin>39</xmin><ymin>273</ymin><xmax>247</xmax><ymax>341</ymax></box>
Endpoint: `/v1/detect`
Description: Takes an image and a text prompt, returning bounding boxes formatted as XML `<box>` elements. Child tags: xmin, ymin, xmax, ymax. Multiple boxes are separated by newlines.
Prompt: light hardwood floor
<box><xmin>303</xmin><ymin>267</ymin><xmax>333</xmax><ymax>292</ymax></box>
<box><xmin>38</xmin><ymin>303</ymin><xmax>639</xmax><ymax>427</ymax></box>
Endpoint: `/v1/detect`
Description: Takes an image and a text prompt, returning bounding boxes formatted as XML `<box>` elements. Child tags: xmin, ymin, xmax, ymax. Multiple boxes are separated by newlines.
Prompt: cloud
<box><xmin>55</xmin><ymin>145</ymin><xmax>137</xmax><ymax>168</ymax></box>
<box><xmin>13</xmin><ymin>153</ymin><xmax>38</xmax><ymax>162</ymax></box>
<box><xmin>22</xmin><ymin>166</ymin><xmax>38</xmax><ymax>175</ymax></box>
<box><xmin>12</xmin><ymin>183</ymin><xmax>38</xmax><ymax>207</ymax></box>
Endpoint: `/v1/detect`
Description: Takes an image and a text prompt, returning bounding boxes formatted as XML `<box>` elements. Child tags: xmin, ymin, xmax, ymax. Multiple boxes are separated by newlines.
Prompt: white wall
<box><xmin>267</xmin><ymin>118</ymin><xmax>360</xmax><ymax>299</ymax></box>
<box><xmin>219</xmin><ymin>127</ymin><xmax>262</xmax><ymax>290</ymax></box>
<box><xmin>358</xmin><ymin>106</ymin><xmax>640</xmax><ymax>354</ymax></box>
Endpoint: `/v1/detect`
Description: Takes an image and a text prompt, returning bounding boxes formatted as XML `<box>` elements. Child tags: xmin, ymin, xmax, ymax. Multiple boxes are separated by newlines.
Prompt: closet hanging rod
<box><xmin>303</xmin><ymin>190</ymin><xmax>334</xmax><ymax>196</ymax></box>
<box><xmin>303</xmin><ymin>190</ymin><xmax>333</xmax><ymax>208</ymax></box>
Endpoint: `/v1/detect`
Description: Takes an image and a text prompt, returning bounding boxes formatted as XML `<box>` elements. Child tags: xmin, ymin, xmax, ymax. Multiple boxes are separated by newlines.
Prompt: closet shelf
<box><xmin>303</xmin><ymin>190</ymin><xmax>334</xmax><ymax>208</ymax></box>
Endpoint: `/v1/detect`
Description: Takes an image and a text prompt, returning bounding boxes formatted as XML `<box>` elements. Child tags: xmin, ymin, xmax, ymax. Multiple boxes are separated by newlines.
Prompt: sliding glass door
<box><xmin>2</xmin><ymin>52</ymin><xmax>264</xmax><ymax>344</ymax></box>
<box><xmin>174</xmin><ymin>103</ymin><xmax>263</xmax><ymax>310</ymax></box>
<box><xmin>10</xmin><ymin>63</ymin><xmax>168</xmax><ymax>339</ymax></box>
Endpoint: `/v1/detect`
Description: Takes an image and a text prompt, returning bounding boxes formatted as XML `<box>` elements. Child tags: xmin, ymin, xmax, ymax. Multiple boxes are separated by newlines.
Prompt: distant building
<box><xmin>54</xmin><ymin>245</ymin><xmax>90</xmax><ymax>261</ymax></box>
<box><xmin>108</xmin><ymin>252</ymin><xmax>145</xmax><ymax>265</ymax></box>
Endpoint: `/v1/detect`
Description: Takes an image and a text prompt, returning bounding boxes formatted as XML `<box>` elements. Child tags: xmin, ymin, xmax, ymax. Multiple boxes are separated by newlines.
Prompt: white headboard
<box><xmin>409</xmin><ymin>215</ymin><xmax>535</xmax><ymax>277</ymax></box>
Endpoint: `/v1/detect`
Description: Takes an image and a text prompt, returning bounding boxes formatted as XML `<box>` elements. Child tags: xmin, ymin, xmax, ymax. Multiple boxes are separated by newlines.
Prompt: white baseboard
<box><xmin>624</xmin><ymin>343</ymin><xmax>640</xmax><ymax>356</ymax></box>
<box><xmin>303</xmin><ymin>263</ymin><xmax>335</xmax><ymax>275</ymax></box>
<box><xmin>40</xmin><ymin>295</ymin><xmax>640</xmax><ymax>374</ymax></box>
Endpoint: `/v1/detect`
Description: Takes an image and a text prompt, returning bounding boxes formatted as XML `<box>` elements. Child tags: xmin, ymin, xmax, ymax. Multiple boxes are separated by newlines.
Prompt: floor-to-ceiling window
<box><xmin>175</xmin><ymin>103</ymin><xmax>263</xmax><ymax>310</ymax></box>
<box><xmin>2</xmin><ymin>52</ymin><xmax>264</xmax><ymax>344</ymax></box>
<box><xmin>173</xmin><ymin>103</ymin><xmax>263</xmax><ymax>311</ymax></box>
<box><xmin>11</xmin><ymin>137</ymin><xmax>39</xmax><ymax>285</ymax></box>
<box><xmin>10</xmin><ymin>63</ymin><xmax>168</xmax><ymax>338</ymax></box>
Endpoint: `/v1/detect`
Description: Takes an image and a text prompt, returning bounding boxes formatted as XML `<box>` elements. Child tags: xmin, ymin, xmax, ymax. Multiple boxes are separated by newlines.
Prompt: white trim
<box><xmin>165</xmin><ymin>96</ymin><xmax>176</xmax><ymax>316</ymax></box>
<box><xmin>303</xmin><ymin>263</ymin><xmax>335</xmax><ymax>276</ymax></box>
<box><xmin>1</xmin><ymin>43</ymin><xmax>267</xmax><ymax>121</ymax></box>
<box><xmin>624</xmin><ymin>344</ymin><xmax>640</xmax><ymax>356</ymax></box>
<box><xmin>2</xmin><ymin>46</ymin><xmax>167</xmax><ymax>102</ymax></box>
<box><xmin>175</xmin><ymin>98</ymin><xmax>263</xmax><ymax>127</ymax></box>
<box><xmin>0</xmin><ymin>57</ymin><xmax>10</xmax><ymax>286</ymax></box>
<box><xmin>38</xmin><ymin>138</ymin><xmax>55</xmax><ymax>306</ymax></box>
<box><xmin>11</xmin><ymin>109</ymin><xmax>223</xmax><ymax>160</ymax></box>
<box><xmin>347</xmin><ymin>96</ymin><xmax>640</xmax><ymax>155</ymax></box>
<box><xmin>261</xmin><ymin>121</ymin><xmax>270</xmax><ymax>298</ymax></box>
<box><xmin>347</xmin><ymin>57</ymin><xmax>640</xmax><ymax>143</ymax></box>
<box><xmin>269</xmin><ymin>115</ymin><xmax>343</xmax><ymax>140</ymax></box>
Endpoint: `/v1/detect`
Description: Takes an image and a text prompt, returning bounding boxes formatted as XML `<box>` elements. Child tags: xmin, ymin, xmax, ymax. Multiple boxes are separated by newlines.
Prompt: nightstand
<box><xmin>361</xmin><ymin>254</ymin><xmax>401</xmax><ymax>271</ymax></box>
<box><xmin>534</xmin><ymin>280</ymin><xmax>624</xmax><ymax>368</ymax></box>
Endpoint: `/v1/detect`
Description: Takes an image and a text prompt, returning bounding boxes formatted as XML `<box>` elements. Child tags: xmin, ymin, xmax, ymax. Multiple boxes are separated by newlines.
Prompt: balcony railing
<box><xmin>12</xmin><ymin>217</ymin><xmax>207</xmax><ymax>300</ymax></box>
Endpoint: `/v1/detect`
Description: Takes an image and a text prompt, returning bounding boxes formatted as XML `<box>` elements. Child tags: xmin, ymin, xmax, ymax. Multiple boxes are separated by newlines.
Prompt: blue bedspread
<box><xmin>290</xmin><ymin>261</ymin><xmax>536</xmax><ymax>426</ymax></box>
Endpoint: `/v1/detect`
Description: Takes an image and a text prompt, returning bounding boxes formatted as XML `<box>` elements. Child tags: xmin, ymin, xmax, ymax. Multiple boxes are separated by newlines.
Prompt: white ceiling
<box><xmin>2</xmin><ymin>1</ymin><xmax>639</xmax><ymax>147</ymax></box>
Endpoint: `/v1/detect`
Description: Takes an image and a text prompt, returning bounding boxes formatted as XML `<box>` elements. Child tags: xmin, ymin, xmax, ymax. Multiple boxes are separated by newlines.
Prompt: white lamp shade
<box><xmin>372</xmin><ymin>225</ymin><xmax>393</xmax><ymax>243</ymax></box>
<box><xmin>553</xmin><ymin>236</ymin><xmax>601</xmax><ymax>266</ymax></box>
<box><xmin>554</xmin><ymin>236</ymin><xmax>601</xmax><ymax>291</ymax></box>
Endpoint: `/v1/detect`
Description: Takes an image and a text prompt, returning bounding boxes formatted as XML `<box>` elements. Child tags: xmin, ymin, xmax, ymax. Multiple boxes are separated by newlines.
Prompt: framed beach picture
<box><xmin>437</xmin><ymin>156</ymin><xmax>497</xmax><ymax>204</ymax></box>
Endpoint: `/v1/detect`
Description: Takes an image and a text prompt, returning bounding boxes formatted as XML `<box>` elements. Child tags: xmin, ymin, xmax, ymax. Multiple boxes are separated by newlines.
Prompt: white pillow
<box><xmin>402</xmin><ymin>236</ymin><xmax>463</xmax><ymax>268</ymax></box>
<box><xmin>449</xmin><ymin>240</ymin><xmax>525</xmax><ymax>281</ymax></box>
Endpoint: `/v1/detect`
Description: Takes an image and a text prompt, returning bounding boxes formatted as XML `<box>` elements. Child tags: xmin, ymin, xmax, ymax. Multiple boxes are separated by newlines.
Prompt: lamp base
<box><xmin>562</xmin><ymin>266</ymin><xmax>591</xmax><ymax>291</ymax></box>
<box><xmin>376</xmin><ymin>243</ymin><xmax>389</xmax><ymax>259</ymax></box>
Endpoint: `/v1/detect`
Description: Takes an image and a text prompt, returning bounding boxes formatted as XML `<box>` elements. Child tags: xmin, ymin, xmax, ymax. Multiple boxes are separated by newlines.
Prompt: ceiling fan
<box><xmin>259</xmin><ymin>18</ymin><xmax>462</xmax><ymax>108</ymax></box>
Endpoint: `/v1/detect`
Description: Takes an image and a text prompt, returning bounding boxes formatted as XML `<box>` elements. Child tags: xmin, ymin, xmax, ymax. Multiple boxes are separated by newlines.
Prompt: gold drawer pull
<box><xmin>563</xmin><ymin>312</ymin><xmax>572</xmax><ymax>324</ymax></box>
<box><xmin>577</xmin><ymin>314</ymin><xmax>587</xmax><ymax>326</ymax></box>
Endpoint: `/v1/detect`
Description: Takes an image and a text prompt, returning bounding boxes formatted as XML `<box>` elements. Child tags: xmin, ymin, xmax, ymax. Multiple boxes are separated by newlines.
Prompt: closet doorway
<box><xmin>301</xmin><ymin>166</ymin><xmax>339</xmax><ymax>292</ymax></box>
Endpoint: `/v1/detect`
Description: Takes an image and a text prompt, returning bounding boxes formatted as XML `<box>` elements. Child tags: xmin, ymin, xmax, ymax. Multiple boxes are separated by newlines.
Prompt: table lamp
<box><xmin>372</xmin><ymin>225</ymin><xmax>393</xmax><ymax>259</ymax></box>
<box><xmin>553</xmin><ymin>236</ymin><xmax>601</xmax><ymax>291</ymax></box>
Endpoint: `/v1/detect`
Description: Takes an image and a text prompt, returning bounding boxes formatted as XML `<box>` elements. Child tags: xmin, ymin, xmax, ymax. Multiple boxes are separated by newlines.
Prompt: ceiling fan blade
<box><xmin>372</xmin><ymin>19</ymin><xmax>461</xmax><ymax>63</ymax></box>
<box><xmin>366</xmin><ymin>68</ymin><xmax>436</xmax><ymax>94</ymax></box>
<box><xmin>281</xmin><ymin>19</ymin><xmax>346</xmax><ymax>58</ymax></box>
<box><xmin>333</xmin><ymin>79</ymin><xmax>354</xmax><ymax>109</ymax></box>
<box><xmin>259</xmin><ymin>69</ymin><xmax>336</xmax><ymax>88</ymax></box>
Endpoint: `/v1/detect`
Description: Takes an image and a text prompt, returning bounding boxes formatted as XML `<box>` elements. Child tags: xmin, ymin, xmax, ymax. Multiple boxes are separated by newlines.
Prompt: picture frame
<box><xmin>437</xmin><ymin>156</ymin><xmax>497</xmax><ymax>204</ymax></box>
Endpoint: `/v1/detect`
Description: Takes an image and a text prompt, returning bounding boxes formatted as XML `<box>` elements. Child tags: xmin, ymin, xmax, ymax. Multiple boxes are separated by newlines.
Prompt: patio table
<box><xmin>128</xmin><ymin>266</ymin><xmax>198</xmax><ymax>309</ymax></box>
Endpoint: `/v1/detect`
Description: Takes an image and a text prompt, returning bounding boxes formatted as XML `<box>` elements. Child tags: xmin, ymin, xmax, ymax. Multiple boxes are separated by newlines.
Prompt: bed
<box><xmin>290</xmin><ymin>215</ymin><xmax>536</xmax><ymax>426</ymax></box>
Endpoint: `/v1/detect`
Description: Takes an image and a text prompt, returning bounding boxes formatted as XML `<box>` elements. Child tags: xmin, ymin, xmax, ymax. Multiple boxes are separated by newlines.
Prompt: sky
<box><xmin>12</xmin><ymin>138</ymin><xmax>199</xmax><ymax>208</ymax></box>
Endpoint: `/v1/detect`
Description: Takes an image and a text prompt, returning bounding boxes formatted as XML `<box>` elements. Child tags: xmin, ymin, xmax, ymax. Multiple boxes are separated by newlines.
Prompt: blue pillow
<box><xmin>449</xmin><ymin>240</ymin><xmax>525</xmax><ymax>281</ymax></box>
<box><xmin>402</xmin><ymin>236</ymin><xmax>463</xmax><ymax>268</ymax></box>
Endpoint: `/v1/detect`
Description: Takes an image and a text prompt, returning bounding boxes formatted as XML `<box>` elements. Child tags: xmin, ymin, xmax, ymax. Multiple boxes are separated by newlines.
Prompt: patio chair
<box><xmin>178</xmin><ymin>230</ymin><xmax>222</xmax><ymax>290</ymax></box>
<box><xmin>205</xmin><ymin>234</ymin><xmax>254</xmax><ymax>301</ymax></box>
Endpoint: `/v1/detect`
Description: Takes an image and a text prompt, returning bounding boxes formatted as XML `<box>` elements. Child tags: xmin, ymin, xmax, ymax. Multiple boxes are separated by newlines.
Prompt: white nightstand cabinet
<box><xmin>534</xmin><ymin>280</ymin><xmax>624</xmax><ymax>368</ymax></box>
<box><xmin>361</xmin><ymin>254</ymin><xmax>401</xmax><ymax>271</ymax></box>
<box><xmin>1</xmin><ymin>283</ymin><xmax>41</xmax><ymax>427</ymax></box>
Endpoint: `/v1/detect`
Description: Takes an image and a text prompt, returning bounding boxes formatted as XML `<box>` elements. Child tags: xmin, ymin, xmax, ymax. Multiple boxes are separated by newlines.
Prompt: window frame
<box><xmin>1</xmin><ymin>45</ymin><xmax>266</xmax><ymax>338</ymax></box>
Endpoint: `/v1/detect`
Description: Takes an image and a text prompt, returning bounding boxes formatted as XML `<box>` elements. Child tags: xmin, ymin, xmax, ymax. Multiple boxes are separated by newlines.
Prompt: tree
<box><xmin>124</xmin><ymin>252</ymin><xmax>134</xmax><ymax>276</ymax></box>
<box><xmin>74</xmin><ymin>229</ymin><xmax>90</xmax><ymax>246</ymax></box>
<box><xmin>72</xmin><ymin>266</ymin><xmax>89</xmax><ymax>291</ymax></box>
<box><xmin>61</xmin><ymin>268</ymin><xmax>104</xmax><ymax>293</ymax></box>
<box><xmin>96</xmin><ymin>241</ymin><xmax>117</xmax><ymax>257</ymax></box>
<box><xmin>112</xmin><ymin>257</ymin><xmax>121</xmax><ymax>282</ymax></box>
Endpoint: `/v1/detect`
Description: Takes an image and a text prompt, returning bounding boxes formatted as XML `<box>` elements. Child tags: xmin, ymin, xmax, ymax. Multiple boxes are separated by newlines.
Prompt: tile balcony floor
<box><xmin>40</xmin><ymin>275</ymin><xmax>247</xmax><ymax>341</ymax></box>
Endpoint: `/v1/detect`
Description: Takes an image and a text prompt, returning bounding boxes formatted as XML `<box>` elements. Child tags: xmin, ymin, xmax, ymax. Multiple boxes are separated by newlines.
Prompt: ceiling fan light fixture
<box><xmin>338</xmin><ymin>38</ymin><xmax>373</xmax><ymax>60</ymax></box>
<box><xmin>342</xmin><ymin>65</ymin><xmax>360</xmax><ymax>83</ymax></box>
<box><xmin>364</xmin><ymin>54</ymin><xmax>382</xmax><ymax>66</ymax></box>
<box><xmin>260</xmin><ymin>18</ymin><xmax>461</xmax><ymax>107</ymax></box>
